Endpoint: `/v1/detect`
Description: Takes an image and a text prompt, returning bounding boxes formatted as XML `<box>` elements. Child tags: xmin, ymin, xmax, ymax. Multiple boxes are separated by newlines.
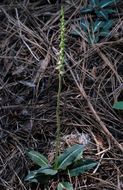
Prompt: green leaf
<box><xmin>99</xmin><ymin>20</ymin><xmax>114</xmax><ymax>37</ymax></box>
<box><xmin>80</xmin><ymin>6</ymin><xmax>93</xmax><ymax>13</ymax></box>
<box><xmin>57</xmin><ymin>182</ymin><xmax>73</xmax><ymax>190</ymax></box>
<box><xmin>91</xmin><ymin>0</ymin><xmax>99</xmax><ymax>6</ymax></box>
<box><xmin>72</xmin><ymin>159</ymin><xmax>97</xmax><ymax>168</ymax></box>
<box><xmin>96</xmin><ymin>10</ymin><xmax>109</xmax><ymax>20</ymax></box>
<box><xmin>35</xmin><ymin>174</ymin><xmax>51</xmax><ymax>184</ymax></box>
<box><xmin>103</xmin><ymin>20</ymin><xmax>114</xmax><ymax>30</ymax></box>
<box><xmin>80</xmin><ymin>0</ymin><xmax>99</xmax><ymax>13</ymax></box>
<box><xmin>105</xmin><ymin>8</ymin><xmax>118</xmax><ymax>14</ymax></box>
<box><xmin>69</xmin><ymin>159</ymin><xmax>97</xmax><ymax>177</ymax></box>
<box><xmin>93</xmin><ymin>20</ymin><xmax>104</xmax><ymax>32</ymax></box>
<box><xmin>28</xmin><ymin>178</ymin><xmax>38</xmax><ymax>183</ymax></box>
<box><xmin>94</xmin><ymin>35</ymin><xmax>99</xmax><ymax>43</ymax></box>
<box><xmin>37</xmin><ymin>166</ymin><xmax>57</xmax><ymax>176</ymax></box>
<box><xmin>25</xmin><ymin>170</ymin><xmax>37</xmax><ymax>181</ymax></box>
<box><xmin>26</xmin><ymin>150</ymin><xmax>49</xmax><ymax>167</ymax></box>
<box><xmin>113</xmin><ymin>101</ymin><xmax>123</xmax><ymax>110</ymax></box>
<box><xmin>80</xmin><ymin>19</ymin><xmax>89</xmax><ymax>31</ymax></box>
<box><xmin>100</xmin><ymin>31</ymin><xmax>110</xmax><ymax>37</ymax></box>
<box><xmin>70</xmin><ymin>29</ymin><xmax>81</xmax><ymax>36</ymax></box>
<box><xmin>88</xmin><ymin>35</ymin><xmax>96</xmax><ymax>44</ymax></box>
<box><xmin>99</xmin><ymin>0</ymin><xmax>118</xmax><ymax>8</ymax></box>
<box><xmin>56</xmin><ymin>144</ymin><xmax>84</xmax><ymax>170</ymax></box>
<box><xmin>25</xmin><ymin>167</ymin><xmax>55</xmax><ymax>184</ymax></box>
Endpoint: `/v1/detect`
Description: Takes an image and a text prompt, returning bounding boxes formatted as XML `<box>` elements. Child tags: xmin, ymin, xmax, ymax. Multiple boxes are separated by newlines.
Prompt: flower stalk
<box><xmin>55</xmin><ymin>6</ymin><xmax>65</xmax><ymax>166</ymax></box>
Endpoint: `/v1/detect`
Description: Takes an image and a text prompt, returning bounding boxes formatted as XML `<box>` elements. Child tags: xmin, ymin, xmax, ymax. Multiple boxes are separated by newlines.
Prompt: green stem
<box><xmin>55</xmin><ymin>72</ymin><xmax>62</xmax><ymax>164</ymax></box>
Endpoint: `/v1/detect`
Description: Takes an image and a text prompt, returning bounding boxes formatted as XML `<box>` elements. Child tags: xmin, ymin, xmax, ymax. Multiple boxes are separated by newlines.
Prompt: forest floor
<box><xmin>0</xmin><ymin>0</ymin><xmax>123</xmax><ymax>190</ymax></box>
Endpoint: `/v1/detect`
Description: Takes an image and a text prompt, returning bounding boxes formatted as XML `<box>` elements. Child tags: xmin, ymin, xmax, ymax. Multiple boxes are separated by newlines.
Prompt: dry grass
<box><xmin>0</xmin><ymin>0</ymin><xmax>123</xmax><ymax>189</ymax></box>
